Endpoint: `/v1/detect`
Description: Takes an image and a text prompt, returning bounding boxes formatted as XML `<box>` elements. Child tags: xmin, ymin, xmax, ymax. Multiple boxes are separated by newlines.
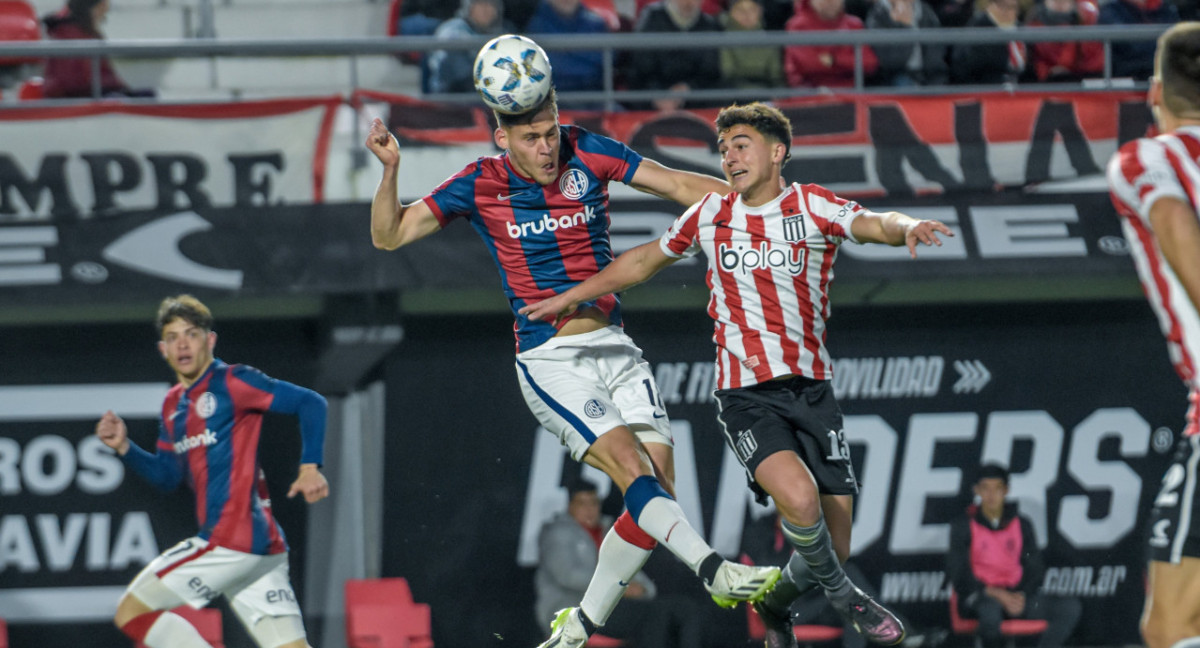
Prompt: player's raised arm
<box><xmin>365</xmin><ymin>117</ymin><xmax>443</xmax><ymax>251</ymax></box>
<box><xmin>520</xmin><ymin>240</ymin><xmax>679</xmax><ymax>323</ymax></box>
<box><xmin>850</xmin><ymin>210</ymin><xmax>953</xmax><ymax>258</ymax></box>
<box><xmin>628</xmin><ymin>157</ymin><xmax>730</xmax><ymax>207</ymax></box>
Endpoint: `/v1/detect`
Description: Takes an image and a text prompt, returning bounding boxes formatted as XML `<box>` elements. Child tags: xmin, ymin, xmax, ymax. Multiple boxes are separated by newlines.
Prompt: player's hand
<box><xmin>95</xmin><ymin>410</ymin><xmax>130</xmax><ymax>455</ymax></box>
<box><xmin>518</xmin><ymin>294</ymin><xmax>577</xmax><ymax>325</ymax></box>
<box><xmin>365</xmin><ymin>117</ymin><xmax>400</xmax><ymax>168</ymax></box>
<box><xmin>904</xmin><ymin>219</ymin><xmax>953</xmax><ymax>258</ymax></box>
<box><xmin>288</xmin><ymin>464</ymin><xmax>329</xmax><ymax>503</ymax></box>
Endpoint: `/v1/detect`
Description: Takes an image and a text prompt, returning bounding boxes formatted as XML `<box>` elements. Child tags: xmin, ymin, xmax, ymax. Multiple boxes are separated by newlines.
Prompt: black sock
<box><xmin>577</xmin><ymin>609</ymin><xmax>598</xmax><ymax>636</ymax></box>
<box><xmin>698</xmin><ymin>551</ymin><xmax>724</xmax><ymax>585</ymax></box>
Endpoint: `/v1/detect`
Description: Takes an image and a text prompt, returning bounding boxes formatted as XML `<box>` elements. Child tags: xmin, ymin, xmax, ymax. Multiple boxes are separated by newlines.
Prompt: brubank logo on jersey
<box><xmin>173</xmin><ymin>429</ymin><xmax>219</xmax><ymax>454</ymax></box>
<box><xmin>506</xmin><ymin>205</ymin><xmax>598</xmax><ymax>239</ymax></box>
<box><xmin>719</xmin><ymin>242</ymin><xmax>806</xmax><ymax>275</ymax></box>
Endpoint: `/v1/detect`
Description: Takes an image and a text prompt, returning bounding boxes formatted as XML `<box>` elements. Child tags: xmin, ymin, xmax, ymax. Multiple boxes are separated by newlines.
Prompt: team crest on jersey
<box><xmin>783</xmin><ymin>215</ymin><xmax>807</xmax><ymax>242</ymax></box>
<box><xmin>559</xmin><ymin>169</ymin><xmax>589</xmax><ymax>201</ymax></box>
<box><xmin>195</xmin><ymin>392</ymin><xmax>217</xmax><ymax>419</ymax></box>
<box><xmin>584</xmin><ymin>399</ymin><xmax>606</xmax><ymax>418</ymax></box>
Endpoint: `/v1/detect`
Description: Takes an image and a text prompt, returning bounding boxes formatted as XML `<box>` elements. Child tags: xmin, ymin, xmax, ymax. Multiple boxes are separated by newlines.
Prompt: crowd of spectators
<box><xmin>399</xmin><ymin>0</ymin><xmax>1182</xmax><ymax>108</ymax></box>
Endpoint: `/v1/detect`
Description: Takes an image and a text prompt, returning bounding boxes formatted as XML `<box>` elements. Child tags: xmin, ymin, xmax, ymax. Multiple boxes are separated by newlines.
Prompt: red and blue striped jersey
<box><xmin>422</xmin><ymin>124</ymin><xmax>643</xmax><ymax>352</ymax></box>
<box><xmin>152</xmin><ymin>360</ymin><xmax>296</xmax><ymax>555</ymax></box>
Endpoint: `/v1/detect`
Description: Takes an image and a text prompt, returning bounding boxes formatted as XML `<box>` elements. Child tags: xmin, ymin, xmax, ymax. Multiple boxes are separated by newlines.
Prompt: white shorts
<box><xmin>127</xmin><ymin>536</ymin><xmax>302</xmax><ymax>625</ymax></box>
<box><xmin>516</xmin><ymin>325</ymin><xmax>673</xmax><ymax>461</ymax></box>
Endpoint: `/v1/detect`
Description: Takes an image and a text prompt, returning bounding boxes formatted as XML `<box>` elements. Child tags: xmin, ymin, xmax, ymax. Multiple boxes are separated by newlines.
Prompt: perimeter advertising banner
<box><xmin>384</xmin><ymin>304</ymin><xmax>1180</xmax><ymax>648</ymax></box>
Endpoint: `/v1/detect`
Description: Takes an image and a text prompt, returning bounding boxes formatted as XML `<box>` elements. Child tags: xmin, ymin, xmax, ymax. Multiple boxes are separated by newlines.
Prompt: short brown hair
<box><xmin>1158</xmin><ymin>22</ymin><xmax>1200</xmax><ymax>118</ymax></box>
<box><xmin>155</xmin><ymin>294</ymin><xmax>213</xmax><ymax>335</ymax></box>
<box><xmin>495</xmin><ymin>87</ymin><xmax>558</xmax><ymax>128</ymax></box>
<box><xmin>715</xmin><ymin>102</ymin><xmax>793</xmax><ymax>165</ymax></box>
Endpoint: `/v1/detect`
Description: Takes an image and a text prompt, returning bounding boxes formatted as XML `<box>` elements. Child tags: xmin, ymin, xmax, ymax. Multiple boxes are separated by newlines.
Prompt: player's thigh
<box><xmin>228</xmin><ymin>555</ymin><xmax>307</xmax><ymax>648</ymax></box>
<box><xmin>515</xmin><ymin>348</ymin><xmax>630</xmax><ymax>462</ymax></box>
<box><xmin>1144</xmin><ymin>558</ymin><xmax>1200</xmax><ymax>644</ymax></box>
<box><xmin>126</xmin><ymin>538</ymin><xmax>250</xmax><ymax>612</ymax></box>
<box><xmin>715</xmin><ymin>387</ymin><xmax>803</xmax><ymax>505</ymax></box>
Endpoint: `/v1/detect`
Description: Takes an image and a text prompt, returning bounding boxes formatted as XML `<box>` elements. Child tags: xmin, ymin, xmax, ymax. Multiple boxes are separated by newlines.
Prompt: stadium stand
<box><xmin>345</xmin><ymin>577</ymin><xmax>433</xmax><ymax>648</ymax></box>
<box><xmin>949</xmin><ymin>590</ymin><xmax>1048</xmax><ymax>648</ymax></box>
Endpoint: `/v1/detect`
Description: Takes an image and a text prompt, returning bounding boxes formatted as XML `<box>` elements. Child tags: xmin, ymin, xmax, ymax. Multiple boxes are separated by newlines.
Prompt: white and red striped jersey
<box><xmin>1108</xmin><ymin>126</ymin><xmax>1200</xmax><ymax>434</ymax></box>
<box><xmin>659</xmin><ymin>182</ymin><xmax>863</xmax><ymax>389</ymax></box>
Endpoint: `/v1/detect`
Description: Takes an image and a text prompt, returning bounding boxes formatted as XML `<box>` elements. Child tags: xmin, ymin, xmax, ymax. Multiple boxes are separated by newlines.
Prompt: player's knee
<box><xmin>774</xmin><ymin>493</ymin><xmax>821</xmax><ymax>527</ymax></box>
<box><xmin>1142</xmin><ymin>616</ymin><xmax>1182</xmax><ymax>648</ymax></box>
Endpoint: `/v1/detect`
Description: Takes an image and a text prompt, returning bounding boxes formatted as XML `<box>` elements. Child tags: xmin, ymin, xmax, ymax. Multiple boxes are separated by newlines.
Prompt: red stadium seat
<box><xmin>949</xmin><ymin>590</ymin><xmax>1047</xmax><ymax>648</ymax></box>
<box><xmin>17</xmin><ymin>74</ymin><xmax>41</xmax><ymax>100</ymax></box>
<box><xmin>0</xmin><ymin>0</ymin><xmax>39</xmax><ymax>66</ymax></box>
<box><xmin>586</xmin><ymin>634</ymin><xmax>625</xmax><ymax>647</ymax></box>
<box><xmin>345</xmin><ymin>577</ymin><xmax>433</xmax><ymax>648</ymax></box>
<box><xmin>134</xmin><ymin>606</ymin><xmax>224</xmax><ymax>648</ymax></box>
<box><xmin>0</xmin><ymin>616</ymin><xmax>8</xmax><ymax>648</ymax></box>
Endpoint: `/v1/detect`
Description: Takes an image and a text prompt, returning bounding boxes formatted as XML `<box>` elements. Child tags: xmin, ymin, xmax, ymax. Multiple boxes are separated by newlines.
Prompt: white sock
<box><xmin>580</xmin><ymin>527</ymin><xmax>652</xmax><ymax>625</ymax></box>
<box><xmin>635</xmin><ymin>496</ymin><xmax>713</xmax><ymax>571</ymax></box>
<box><xmin>143</xmin><ymin>611</ymin><xmax>213</xmax><ymax>648</ymax></box>
<box><xmin>1169</xmin><ymin>638</ymin><xmax>1200</xmax><ymax>648</ymax></box>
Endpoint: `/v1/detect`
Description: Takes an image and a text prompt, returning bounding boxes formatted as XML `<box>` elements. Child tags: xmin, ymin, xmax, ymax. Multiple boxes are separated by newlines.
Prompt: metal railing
<box><xmin>0</xmin><ymin>24</ymin><xmax>1169</xmax><ymax>107</ymax></box>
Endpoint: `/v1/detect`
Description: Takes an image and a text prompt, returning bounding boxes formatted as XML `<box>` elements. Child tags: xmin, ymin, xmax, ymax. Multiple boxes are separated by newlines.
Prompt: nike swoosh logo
<box><xmin>618</xmin><ymin>580</ymin><xmax>630</xmax><ymax>587</ymax></box>
<box><xmin>497</xmin><ymin>192</ymin><xmax>527</xmax><ymax>201</ymax></box>
<box><xmin>653</xmin><ymin>412</ymin><xmax>666</xmax><ymax>419</ymax></box>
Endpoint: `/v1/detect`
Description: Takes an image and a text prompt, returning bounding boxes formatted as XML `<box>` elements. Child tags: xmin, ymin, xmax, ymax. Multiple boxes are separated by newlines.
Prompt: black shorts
<box><xmin>714</xmin><ymin>375</ymin><xmax>859</xmax><ymax>505</ymax></box>
<box><xmin>1149</xmin><ymin>433</ymin><xmax>1200</xmax><ymax>563</ymax></box>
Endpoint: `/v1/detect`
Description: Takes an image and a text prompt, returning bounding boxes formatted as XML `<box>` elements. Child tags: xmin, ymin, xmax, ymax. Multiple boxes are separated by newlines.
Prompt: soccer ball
<box><xmin>473</xmin><ymin>34</ymin><xmax>553</xmax><ymax>115</ymax></box>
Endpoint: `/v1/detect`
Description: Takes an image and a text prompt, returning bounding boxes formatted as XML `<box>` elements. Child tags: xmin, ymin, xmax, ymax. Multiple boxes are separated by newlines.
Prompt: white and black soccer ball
<box><xmin>473</xmin><ymin>34</ymin><xmax>553</xmax><ymax>115</ymax></box>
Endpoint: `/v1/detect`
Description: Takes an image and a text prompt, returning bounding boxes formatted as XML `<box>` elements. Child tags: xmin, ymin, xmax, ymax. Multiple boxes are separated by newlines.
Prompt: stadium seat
<box><xmin>949</xmin><ymin>590</ymin><xmax>1047</xmax><ymax>648</ymax></box>
<box><xmin>134</xmin><ymin>606</ymin><xmax>224</xmax><ymax>648</ymax></box>
<box><xmin>587</xmin><ymin>634</ymin><xmax>625</xmax><ymax>647</ymax></box>
<box><xmin>0</xmin><ymin>616</ymin><xmax>8</xmax><ymax>648</ymax></box>
<box><xmin>0</xmin><ymin>0</ymin><xmax>39</xmax><ymax>65</ymax></box>
<box><xmin>747</xmin><ymin>600</ymin><xmax>844</xmax><ymax>648</ymax></box>
<box><xmin>17</xmin><ymin>74</ymin><xmax>40</xmax><ymax>100</ymax></box>
<box><xmin>345</xmin><ymin>577</ymin><xmax>433</xmax><ymax>648</ymax></box>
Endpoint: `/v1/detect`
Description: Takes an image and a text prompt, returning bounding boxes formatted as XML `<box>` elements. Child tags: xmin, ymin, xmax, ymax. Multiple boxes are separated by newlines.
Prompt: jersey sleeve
<box><xmin>801</xmin><ymin>183</ymin><xmax>865</xmax><ymax>244</ymax></box>
<box><xmin>659</xmin><ymin>194</ymin><xmax>716</xmax><ymax>259</ymax></box>
<box><xmin>1107</xmin><ymin>137</ymin><xmax>1189</xmax><ymax>223</ymax></box>
<box><xmin>120</xmin><ymin>420</ymin><xmax>184</xmax><ymax>492</ymax></box>
<box><xmin>423</xmin><ymin>161</ymin><xmax>484</xmax><ymax>227</ymax></box>
<box><xmin>231</xmin><ymin>365</ymin><xmax>328</xmax><ymax>466</ymax></box>
<box><xmin>573</xmin><ymin>127</ymin><xmax>643</xmax><ymax>184</ymax></box>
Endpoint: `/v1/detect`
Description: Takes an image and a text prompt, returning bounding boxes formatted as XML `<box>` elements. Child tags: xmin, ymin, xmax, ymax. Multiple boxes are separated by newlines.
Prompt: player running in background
<box><xmin>521</xmin><ymin>102</ymin><xmax>953</xmax><ymax>647</ymax></box>
<box><xmin>365</xmin><ymin>87</ymin><xmax>780</xmax><ymax>648</ymax></box>
<box><xmin>1108</xmin><ymin>21</ymin><xmax>1200</xmax><ymax>648</ymax></box>
<box><xmin>96</xmin><ymin>295</ymin><xmax>329</xmax><ymax>648</ymax></box>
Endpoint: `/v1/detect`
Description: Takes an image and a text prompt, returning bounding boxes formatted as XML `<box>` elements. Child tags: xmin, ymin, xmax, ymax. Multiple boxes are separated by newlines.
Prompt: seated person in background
<box><xmin>866</xmin><ymin>0</ymin><xmax>947</xmax><ymax>86</ymax></box>
<box><xmin>535</xmin><ymin>480</ymin><xmax>703</xmax><ymax>648</ymax></box>
<box><xmin>1097</xmin><ymin>0</ymin><xmax>1180</xmax><ymax>80</ymax></box>
<box><xmin>426</xmin><ymin>0</ymin><xmax>512</xmax><ymax>95</ymax></box>
<box><xmin>719</xmin><ymin>0</ymin><xmax>785</xmax><ymax>90</ymax></box>
<box><xmin>628</xmin><ymin>0</ymin><xmax>722</xmax><ymax>111</ymax></box>
<box><xmin>948</xmin><ymin>0</ymin><xmax>1025</xmax><ymax>85</ymax></box>
<box><xmin>783</xmin><ymin>0</ymin><xmax>878</xmax><ymax>89</ymax></box>
<box><xmin>41</xmin><ymin>0</ymin><xmax>153</xmax><ymax>99</ymax></box>
<box><xmin>1023</xmin><ymin>0</ymin><xmax>1103</xmax><ymax>82</ymax></box>
<box><xmin>946</xmin><ymin>464</ymin><xmax>1082</xmax><ymax>648</ymax></box>
<box><xmin>526</xmin><ymin>0</ymin><xmax>611</xmax><ymax>105</ymax></box>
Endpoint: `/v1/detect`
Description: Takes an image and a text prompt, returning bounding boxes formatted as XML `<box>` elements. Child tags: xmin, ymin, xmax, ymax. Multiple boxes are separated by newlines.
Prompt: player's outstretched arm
<box><xmin>365</xmin><ymin>117</ymin><xmax>442</xmax><ymax>250</ymax></box>
<box><xmin>1151</xmin><ymin>196</ymin><xmax>1200</xmax><ymax>312</ymax></box>
<box><xmin>852</xmin><ymin>210</ymin><xmax>953</xmax><ymax>258</ymax></box>
<box><xmin>287</xmin><ymin>464</ymin><xmax>329</xmax><ymax>503</ymax></box>
<box><xmin>520</xmin><ymin>240</ymin><xmax>678</xmax><ymax>323</ymax></box>
<box><xmin>628</xmin><ymin>158</ymin><xmax>729</xmax><ymax>207</ymax></box>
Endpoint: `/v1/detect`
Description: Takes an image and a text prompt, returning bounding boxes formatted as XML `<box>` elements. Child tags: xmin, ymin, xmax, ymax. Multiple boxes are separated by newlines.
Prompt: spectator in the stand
<box><xmin>931</xmin><ymin>0</ymin><xmax>975</xmax><ymax>26</ymax></box>
<box><xmin>526</xmin><ymin>0</ymin><xmax>611</xmax><ymax>101</ymax></box>
<box><xmin>628</xmin><ymin>0</ymin><xmax>722</xmax><ymax>111</ymax></box>
<box><xmin>783</xmin><ymin>0</ymin><xmax>878</xmax><ymax>89</ymax></box>
<box><xmin>866</xmin><ymin>0</ymin><xmax>948</xmax><ymax>86</ymax></box>
<box><xmin>947</xmin><ymin>464</ymin><xmax>1082</xmax><ymax>648</ymax></box>
<box><xmin>949</xmin><ymin>0</ymin><xmax>1025</xmax><ymax>84</ymax></box>
<box><xmin>636</xmin><ymin>0</ymin><xmax>729</xmax><ymax>16</ymax></box>
<box><xmin>399</xmin><ymin>0</ymin><xmax>459</xmax><ymax>36</ymax></box>
<box><xmin>535</xmin><ymin>480</ymin><xmax>705</xmax><ymax>648</ymax></box>
<box><xmin>1098</xmin><ymin>0</ymin><xmax>1180</xmax><ymax>80</ymax></box>
<box><xmin>719</xmin><ymin>0</ymin><xmax>785</xmax><ymax>89</ymax></box>
<box><xmin>427</xmin><ymin>0</ymin><xmax>513</xmax><ymax>95</ymax></box>
<box><xmin>1023</xmin><ymin>0</ymin><xmax>1104</xmax><ymax>82</ymax></box>
<box><xmin>41</xmin><ymin>0</ymin><xmax>153</xmax><ymax>99</ymax></box>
